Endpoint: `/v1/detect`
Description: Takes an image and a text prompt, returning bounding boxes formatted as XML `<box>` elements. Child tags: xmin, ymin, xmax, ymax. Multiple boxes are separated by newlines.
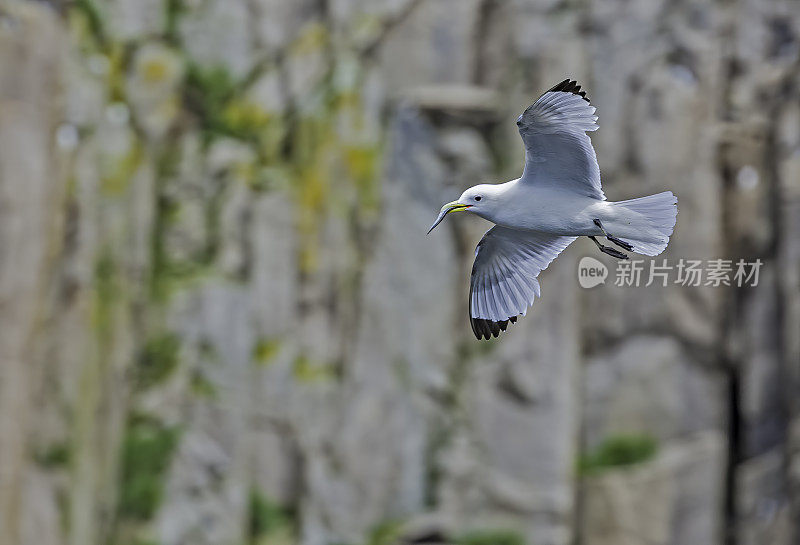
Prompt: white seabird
<box><xmin>427</xmin><ymin>79</ymin><xmax>678</xmax><ymax>340</ymax></box>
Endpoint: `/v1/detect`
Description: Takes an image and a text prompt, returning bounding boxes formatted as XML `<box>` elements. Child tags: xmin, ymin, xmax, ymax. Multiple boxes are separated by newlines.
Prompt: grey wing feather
<box><xmin>517</xmin><ymin>79</ymin><xmax>604</xmax><ymax>200</ymax></box>
<box><xmin>469</xmin><ymin>226</ymin><xmax>576</xmax><ymax>340</ymax></box>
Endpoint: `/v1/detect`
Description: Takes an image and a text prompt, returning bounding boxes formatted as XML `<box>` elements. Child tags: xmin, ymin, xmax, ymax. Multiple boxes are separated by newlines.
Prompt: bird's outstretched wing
<box><xmin>470</xmin><ymin>226</ymin><xmax>576</xmax><ymax>340</ymax></box>
<box><xmin>517</xmin><ymin>79</ymin><xmax>603</xmax><ymax>200</ymax></box>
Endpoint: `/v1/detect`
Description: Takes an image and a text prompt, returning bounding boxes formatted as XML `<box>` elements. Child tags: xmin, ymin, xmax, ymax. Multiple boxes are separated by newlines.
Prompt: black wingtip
<box><xmin>547</xmin><ymin>78</ymin><xmax>590</xmax><ymax>103</ymax></box>
<box><xmin>470</xmin><ymin>316</ymin><xmax>519</xmax><ymax>340</ymax></box>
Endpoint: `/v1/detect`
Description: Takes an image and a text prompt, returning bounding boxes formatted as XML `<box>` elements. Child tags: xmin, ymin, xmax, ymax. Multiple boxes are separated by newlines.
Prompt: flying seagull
<box><xmin>427</xmin><ymin>79</ymin><xmax>677</xmax><ymax>340</ymax></box>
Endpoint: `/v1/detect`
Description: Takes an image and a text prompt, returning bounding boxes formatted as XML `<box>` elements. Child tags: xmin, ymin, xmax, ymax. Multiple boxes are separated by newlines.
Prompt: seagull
<box><xmin>427</xmin><ymin>79</ymin><xmax>678</xmax><ymax>340</ymax></box>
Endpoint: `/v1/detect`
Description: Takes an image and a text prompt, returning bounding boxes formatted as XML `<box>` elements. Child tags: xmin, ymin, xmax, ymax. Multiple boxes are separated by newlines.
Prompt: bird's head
<box><xmin>427</xmin><ymin>184</ymin><xmax>498</xmax><ymax>234</ymax></box>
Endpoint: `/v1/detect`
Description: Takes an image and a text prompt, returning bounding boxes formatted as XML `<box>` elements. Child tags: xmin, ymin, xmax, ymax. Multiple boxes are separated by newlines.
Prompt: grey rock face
<box><xmin>582</xmin><ymin>336</ymin><xmax>726</xmax><ymax>447</ymax></box>
<box><xmin>0</xmin><ymin>4</ymin><xmax>64</xmax><ymax>544</ymax></box>
<box><xmin>735</xmin><ymin>447</ymin><xmax>794</xmax><ymax>545</ymax></box>
<box><xmin>581</xmin><ymin>432</ymin><xmax>726</xmax><ymax>545</ymax></box>
<box><xmin>0</xmin><ymin>1</ymin><xmax>798</xmax><ymax>545</ymax></box>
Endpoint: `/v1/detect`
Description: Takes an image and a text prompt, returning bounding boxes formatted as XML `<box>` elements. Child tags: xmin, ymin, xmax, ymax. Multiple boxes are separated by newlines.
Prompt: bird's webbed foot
<box><xmin>588</xmin><ymin>235</ymin><xmax>629</xmax><ymax>260</ymax></box>
<box><xmin>592</xmin><ymin>219</ymin><xmax>634</xmax><ymax>252</ymax></box>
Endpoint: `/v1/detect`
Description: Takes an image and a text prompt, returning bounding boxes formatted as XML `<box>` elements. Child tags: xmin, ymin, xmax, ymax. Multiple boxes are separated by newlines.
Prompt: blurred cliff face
<box><xmin>0</xmin><ymin>1</ymin><xmax>798</xmax><ymax>545</ymax></box>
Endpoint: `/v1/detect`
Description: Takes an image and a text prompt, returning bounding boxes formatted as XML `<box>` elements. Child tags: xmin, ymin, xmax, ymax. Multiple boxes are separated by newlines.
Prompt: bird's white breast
<box><xmin>481</xmin><ymin>182</ymin><xmax>607</xmax><ymax>236</ymax></box>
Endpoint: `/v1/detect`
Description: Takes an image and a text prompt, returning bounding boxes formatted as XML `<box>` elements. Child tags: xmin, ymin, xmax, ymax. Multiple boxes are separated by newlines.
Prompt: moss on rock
<box><xmin>454</xmin><ymin>529</ymin><xmax>525</xmax><ymax>545</ymax></box>
<box><xmin>248</xmin><ymin>489</ymin><xmax>295</xmax><ymax>543</ymax></box>
<box><xmin>118</xmin><ymin>415</ymin><xmax>180</xmax><ymax>521</ymax></box>
<box><xmin>134</xmin><ymin>333</ymin><xmax>181</xmax><ymax>391</ymax></box>
<box><xmin>579</xmin><ymin>433</ymin><xmax>658</xmax><ymax>475</ymax></box>
<box><xmin>253</xmin><ymin>338</ymin><xmax>281</xmax><ymax>366</ymax></box>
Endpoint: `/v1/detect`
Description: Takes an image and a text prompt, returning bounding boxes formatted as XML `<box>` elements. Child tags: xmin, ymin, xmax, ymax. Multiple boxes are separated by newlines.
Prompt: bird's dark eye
<box><xmin>474</xmin><ymin>196</ymin><xmax>482</xmax><ymax>201</ymax></box>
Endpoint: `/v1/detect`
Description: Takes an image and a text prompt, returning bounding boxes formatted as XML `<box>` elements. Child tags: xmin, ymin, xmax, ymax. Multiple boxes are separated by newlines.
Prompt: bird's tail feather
<box><xmin>611</xmin><ymin>191</ymin><xmax>678</xmax><ymax>256</ymax></box>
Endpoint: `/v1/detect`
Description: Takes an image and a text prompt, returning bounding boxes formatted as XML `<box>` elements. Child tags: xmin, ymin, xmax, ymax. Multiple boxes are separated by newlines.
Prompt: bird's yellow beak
<box><xmin>427</xmin><ymin>201</ymin><xmax>472</xmax><ymax>234</ymax></box>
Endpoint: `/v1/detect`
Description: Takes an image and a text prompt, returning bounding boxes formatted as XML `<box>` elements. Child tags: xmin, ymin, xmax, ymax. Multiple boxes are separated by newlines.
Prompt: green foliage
<box><xmin>579</xmin><ymin>433</ymin><xmax>658</xmax><ymax>474</ymax></box>
<box><xmin>253</xmin><ymin>338</ymin><xmax>281</xmax><ymax>366</ymax></box>
<box><xmin>454</xmin><ymin>529</ymin><xmax>525</xmax><ymax>545</ymax></box>
<box><xmin>118</xmin><ymin>416</ymin><xmax>180</xmax><ymax>521</ymax></box>
<box><xmin>93</xmin><ymin>250</ymin><xmax>121</xmax><ymax>340</ymax></box>
<box><xmin>135</xmin><ymin>334</ymin><xmax>180</xmax><ymax>390</ymax></box>
<box><xmin>248</xmin><ymin>489</ymin><xmax>293</xmax><ymax>542</ymax></box>
<box><xmin>186</xmin><ymin>64</ymin><xmax>236</xmax><ymax>117</ymax></box>
<box><xmin>100</xmin><ymin>138</ymin><xmax>144</xmax><ymax>196</ymax></box>
<box><xmin>34</xmin><ymin>442</ymin><xmax>71</xmax><ymax>468</ymax></box>
<box><xmin>73</xmin><ymin>0</ymin><xmax>106</xmax><ymax>44</ymax></box>
<box><xmin>149</xmin><ymin>189</ymin><xmax>181</xmax><ymax>301</ymax></box>
<box><xmin>366</xmin><ymin>520</ymin><xmax>403</xmax><ymax>545</ymax></box>
<box><xmin>185</xmin><ymin>63</ymin><xmax>286</xmax><ymax>161</ymax></box>
<box><xmin>185</xmin><ymin>64</ymin><xmax>268</xmax><ymax>142</ymax></box>
<box><xmin>344</xmin><ymin>145</ymin><xmax>382</xmax><ymax>212</ymax></box>
<box><xmin>164</xmin><ymin>0</ymin><xmax>185</xmax><ymax>43</ymax></box>
<box><xmin>190</xmin><ymin>369</ymin><xmax>217</xmax><ymax>399</ymax></box>
<box><xmin>148</xmin><ymin>143</ymin><xmax>218</xmax><ymax>300</ymax></box>
<box><xmin>292</xmin><ymin>355</ymin><xmax>337</xmax><ymax>383</ymax></box>
<box><xmin>220</xmin><ymin>100</ymin><xmax>275</xmax><ymax>143</ymax></box>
